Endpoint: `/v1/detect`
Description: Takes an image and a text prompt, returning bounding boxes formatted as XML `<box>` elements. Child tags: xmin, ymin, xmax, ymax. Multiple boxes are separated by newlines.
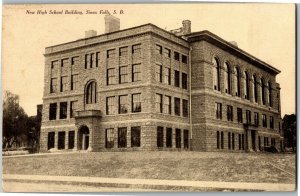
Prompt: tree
<box><xmin>26</xmin><ymin>115</ymin><xmax>41</xmax><ymax>152</ymax></box>
<box><xmin>282</xmin><ymin>114</ymin><xmax>296</xmax><ymax>152</ymax></box>
<box><xmin>2</xmin><ymin>91</ymin><xmax>28</xmax><ymax>149</ymax></box>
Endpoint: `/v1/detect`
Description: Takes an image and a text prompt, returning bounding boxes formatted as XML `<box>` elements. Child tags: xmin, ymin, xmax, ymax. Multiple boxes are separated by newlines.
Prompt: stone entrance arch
<box><xmin>78</xmin><ymin>125</ymin><xmax>90</xmax><ymax>150</ymax></box>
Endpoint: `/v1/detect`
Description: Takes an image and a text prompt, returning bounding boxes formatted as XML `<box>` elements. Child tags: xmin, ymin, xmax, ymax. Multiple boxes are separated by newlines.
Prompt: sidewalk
<box><xmin>2</xmin><ymin>174</ymin><xmax>296</xmax><ymax>192</ymax></box>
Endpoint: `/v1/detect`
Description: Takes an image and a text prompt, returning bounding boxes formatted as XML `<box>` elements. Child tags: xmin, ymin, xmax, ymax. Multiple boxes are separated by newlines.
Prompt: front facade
<box><xmin>40</xmin><ymin>17</ymin><xmax>283</xmax><ymax>153</ymax></box>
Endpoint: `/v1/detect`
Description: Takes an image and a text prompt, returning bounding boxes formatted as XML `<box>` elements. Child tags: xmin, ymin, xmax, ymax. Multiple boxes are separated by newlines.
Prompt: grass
<box><xmin>3</xmin><ymin>151</ymin><xmax>296</xmax><ymax>184</ymax></box>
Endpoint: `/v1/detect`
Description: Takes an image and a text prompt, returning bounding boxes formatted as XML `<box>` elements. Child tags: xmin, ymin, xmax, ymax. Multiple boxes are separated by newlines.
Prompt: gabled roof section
<box><xmin>185</xmin><ymin>30</ymin><xmax>281</xmax><ymax>75</ymax></box>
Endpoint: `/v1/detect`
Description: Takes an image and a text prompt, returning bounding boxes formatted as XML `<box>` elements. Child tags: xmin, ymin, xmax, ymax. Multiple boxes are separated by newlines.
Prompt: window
<box><xmin>60</xmin><ymin>76</ymin><xmax>68</xmax><ymax>92</ymax></box>
<box><xmin>228</xmin><ymin>132</ymin><xmax>231</xmax><ymax>149</ymax></box>
<box><xmin>182</xmin><ymin>73</ymin><xmax>188</xmax><ymax>89</ymax></box>
<box><xmin>96</xmin><ymin>52</ymin><xmax>100</xmax><ymax>67</ymax></box>
<box><xmin>132</xmin><ymin>93</ymin><xmax>141</xmax><ymax>113</ymax></box>
<box><xmin>175</xmin><ymin>98</ymin><xmax>180</xmax><ymax>116</ymax></box>
<box><xmin>47</xmin><ymin>132</ymin><xmax>55</xmax><ymax>150</ymax></box>
<box><xmin>224</xmin><ymin>63</ymin><xmax>231</xmax><ymax>94</ymax></box>
<box><xmin>262</xmin><ymin>114</ymin><xmax>267</xmax><ymax>127</ymax></box>
<box><xmin>268</xmin><ymin>82</ymin><xmax>273</xmax><ymax>107</ymax></box>
<box><xmin>174</xmin><ymin>52</ymin><xmax>180</xmax><ymax>61</ymax></box>
<box><xmin>58</xmin><ymin>131</ymin><xmax>65</xmax><ymax>150</ymax></box>
<box><xmin>71</xmin><ymin>74</ymin><xmax>78</xmax><ymax>91</ymax></box>
<box><xmin>156</xmin><ymin>64</ymin><xmax>162</xmax><ymax>82</ymax></box>
<box><xmin>50</xmin><ymin>78</ymin><xmax>57</xmax><ymax>93</ymax></box>
<box><xmin>106</xmin><ymin>128</ymin><xmax>114</xmax><ymax>148</ymax></box>
<box><xmin>156</xmin><ymin>44</ymin><xmax>162</xmax><ymax>54</ymax></box>
<box><xmin>164</xmin><ymin>96</ymin><xmax>171</xmax><ymax>114</ymax></box>
<box><xmin>86</xmin><ymin>81</ymin><xmax>97</xmax><ymax>104</ymax></box>
<box><xmin>70</xmin><ymin>101</ymin><xmax>77</xmax><ymax>118</ymax></box>
<box><xmin>51</xmin><ymin>60</ymin><xmax>58</xmax><ymax>75</ymax></box>
<box><xmin>176</xmin><ymin>129</ymin><xmax>181</xmax><ymax>148</ymax></box>
<box><xmin>155</xmin><ymin>94</ymin><xmax>163</xmax><ymax>113</ymax></box>
<box><xmin>71</xmin><ymin>56</ymin><xmax>79</xmax><ymax>67</ymax></box>
<box><xmin>237</xmin><ymin>108</ymin><xmax>243</xmax><ymax>123</ymax></box>
<box><xmin>164</xmin><ymin>48</ymin><xmax>171</xmax><ymax>58</ymax></box>
<box><xmin>68</xmin><ymin>131</ymin><xmax>75</xmax><ymax>149</ymax></box>
<box><xmin>119</xmin><ymin>66</ymin><xmax>128</xmax><ymax>83</ymax></box>
<box><xmin>234</xmin><ymin>67</ymin><xmax>241</xmax><ymax>96</ymax></box>
<box><xmin>59</xmin><ymin>102</ymin><xmax>67</xmax><ymax>119</ymax></box>
<box><xmin>61</xmin><ymin>59</ymin><xmax>68</xmax><ymax>75</ymax></box>
<box><xmin>270</xmin><ymin>116</ymin><xmax>274</xmax><ymax>129</ymax></box>
<box><xmin>131</xmin><ymin>127</ymin><xmax>141</xmax><ymax>147</ymax></box>
<box><xmin>217</xmin><ymin>131</ymin><xmax>220</xmax><ymax>149</ymax></box>
<box><xmin>254</xmin><ymin>112</ymin><xmax>259</xmax><ymax>126</ymax></box>
<box><xmin>182</xmin><ymin>55</ymin><xmax>188</xmax><ymax>64</ymax></box>
<box><xmin>232</xmin><ymin>133</ymin><xmax>235</xmax><ymax>150</ymax></box>
<box><xmin>213</xmin><ymin>58</ymin><xmax>220</xmax><ymax>91</ymax></box>
<box><xmin>106</xmin><ymin>96</ymin><xmax>115</xmax><ymax>115</ymax></box>
<box><xmin>261</xmin><ymin>78</ymin><xmax>266</xmax><ymax>105</ymax></box>
<box><xmin>107</xmin><ymin>49</ymin><xmax>115</xmax><ymax>58</ymax></box>
<box><xmin>85</xmin><ymin>54</ymin><xmax>89</xmax><ymax>69</ymax></box>
<box><xmin>157</xmin><ymin>126</ymin><xmax>164</xmax><ymax>148</ymax></box>
<box><xmin>166</xmin><ymin>128</ymin><xmax>172</xmax><ymax>148</ymax></box>
<box><xmin>246</xmin><ymin>110</ymin><xmax>251</xmax><ymax>124</ymax></box>
<box><xmin>49</xmin><ymin>103</ymin><xmax>57</xmax><ymax>120</ymax></box>
<box><xmin>215</xmin><ymin>103</ymin><xmax>222</xmax><ymax>120</ymax></box>
<box><xmin>119</xmin><ymin>46</ymin><xmax>128</xmax><ymax>56</ymax></box>
<box><xmin>118</xmin><ymin>127</ymin><xmax>127</xmax><ymax>148</ymax></box>
<box><xmin>132</xmin><ymin>44</ymin><xmax>141</xmax><ymax>54</ymax></box>
<box><xmin>90</xmin><ymin>53</ymin><xmax>94</xmax><ymax>68</ymax></box>
<box><xmin>253</xmin><ymin>75</ymin><xmax>258</xmax><ymax>103</ymax></box>
<box><xmin>221</xmin><ymin>132</ymin><xmax>224</xmax><ymax>149</ymax></box>
<box><xmin>244</xmin><ymin>71</ymin><xmax>250</xmax><ymax>100</ymax></box>
<box><xmin>132</xmin><ymin>64</ymin><xmax>141</xmax><ymax>82</ymax></box>
<box><xmin>164</xmin><ymin>67</ymin><xmax>171</xmax><ymax>85</ymax></box>
<box><xmin>119</xmin><ymin>95</ymin><xmax>128</xmax><ymax>114</ymax></box>
<box><xmin>227</xmin><ymin>105</ymin><xmax>233</xmax><ymax>121</ymax></box>
<box><xmin>258</xmin><ymin>136</ymin><xmax>261</xmax><ymax>150</ymax></box>
<box><xmin>107</xmin><ymin>68</ymin><xmax>115</xmax><ymax>85</ymax></box>
<box><xmin>184</xmin><ymin>130</ymin><xmax>189</xmax><ymax>149</ymax></box>
<box><xmin>175</xmin><ymin>70</ymin><xmax>180</xmax><ymax>87</ymax></box>
<box><xmin>266</xmin><ymin>82</ymin><xmax>270</xmax><ymax>105</ymax></box>
<box><xmin>183</xmin><ymin>99</ymin><xmax>188</xmax><ymax>117</ymax></box>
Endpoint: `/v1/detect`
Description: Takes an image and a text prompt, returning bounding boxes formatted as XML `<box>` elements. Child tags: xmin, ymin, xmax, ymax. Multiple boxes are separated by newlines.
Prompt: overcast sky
<box><xmin>2</xmin><ymin>4</ymin><xmax>295</xmax><ymax>116</ymax></box>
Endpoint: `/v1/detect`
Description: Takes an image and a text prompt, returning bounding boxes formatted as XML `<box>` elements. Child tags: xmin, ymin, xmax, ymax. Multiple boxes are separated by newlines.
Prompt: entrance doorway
<box><xmin>251</xmin><ymin>130</ymin><xmax>256</xmax><ymax>151</ymax></box>
<box><xmin>78</xmin><ymin>125</ymin><xmax>90</xmax><ymax>150</ymax></box>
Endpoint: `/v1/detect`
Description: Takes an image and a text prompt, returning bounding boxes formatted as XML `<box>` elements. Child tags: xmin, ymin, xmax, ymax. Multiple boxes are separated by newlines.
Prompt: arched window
<box><xmin>265</xmin><ymin>82</ymin><xmax>270</xmax><ymax>105</ymax></box>
<box><xmin>261</xmin><ymin>78</ymin><xmax>265</xmax><ymax>105</ymax></box>
<box><xmin>224</xmin><ymin>63</ymin><xmax>231</xmax><ymax>94</ymax></box>
<box><xmin>268</xmin><ymin>81</ymin><xmax>272</xmax><ymax>107</ymax></box>
<box><xmin>234</xmin><ymin>67</ymin><xmax>241</xmax><ymax>97</ymax></box>
<box><xmin>212</xmin><ymin>57</ymin><xmax>220</xmax><ymax>91</ymax></box>
<box><xmin>253</xmin><ymin>75</ymin><xmax>258</xmax><ymax>103</ymax></box>
<box><xmin>243</xmin><ymin>71</ymin><xmax>250</xmax><ymax>100</ymax></box>
<box><xmin>85</xmin><ymin>81</ymin><xmax>97</xmax><ymax>104</ymax></box>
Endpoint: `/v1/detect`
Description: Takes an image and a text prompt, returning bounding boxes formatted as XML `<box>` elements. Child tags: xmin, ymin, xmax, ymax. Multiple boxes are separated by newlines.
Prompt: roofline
<box><xmin>46</xmin><ymin>23</ymin><xmax>188</xmax><ymax>49</ymax></box>
<box><xmin>185</xmin><ymin>30</ymin><xmax>281</xmax><ymax>75</ymax></box>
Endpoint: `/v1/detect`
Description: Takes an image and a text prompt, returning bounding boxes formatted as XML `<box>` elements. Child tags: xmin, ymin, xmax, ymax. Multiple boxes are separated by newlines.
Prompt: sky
<box><xmin>2</xmin><ymin>4</ymin><xmax>295</xmax><ymax>116</ymax></box>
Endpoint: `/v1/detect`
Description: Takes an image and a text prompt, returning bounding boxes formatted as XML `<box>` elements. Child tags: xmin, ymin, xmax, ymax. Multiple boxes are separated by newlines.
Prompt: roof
<box><xmin>185</xmin><ymin>30</ymin><xmax>281</xmax><ymax>75</ymax></box>
<box><xmin>45</xmin><ymin>23</ymin><xmax>280</xmax><ymax>75</ymax></box>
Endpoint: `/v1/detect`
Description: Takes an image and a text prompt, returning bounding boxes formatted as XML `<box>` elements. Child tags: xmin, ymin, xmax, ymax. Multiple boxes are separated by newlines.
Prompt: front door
<box><xmin>84</xmin><ymin>135</ymin><xmax>89</xmax><ymax>150</ymax></box>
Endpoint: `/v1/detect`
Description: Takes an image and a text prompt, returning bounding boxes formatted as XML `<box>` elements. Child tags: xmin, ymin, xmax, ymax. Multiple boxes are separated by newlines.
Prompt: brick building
<box><xmin>40</xmin><ymin>15</ymin><xmax>283</xmax><ymax>153</ymax></box>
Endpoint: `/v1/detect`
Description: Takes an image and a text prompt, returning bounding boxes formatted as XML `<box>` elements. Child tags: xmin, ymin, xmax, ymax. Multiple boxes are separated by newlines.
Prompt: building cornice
<box><xmin>185</xmin><ymin>31</ymin><xmax>281</xmax><ymax>75</ymax></box>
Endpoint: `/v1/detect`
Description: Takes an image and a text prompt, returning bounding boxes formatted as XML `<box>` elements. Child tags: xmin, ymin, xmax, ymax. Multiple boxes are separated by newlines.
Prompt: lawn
<box><xmin>2</xmin><ymin>151</ymin><xmax>296</xmax><ymax>184</ymax></box>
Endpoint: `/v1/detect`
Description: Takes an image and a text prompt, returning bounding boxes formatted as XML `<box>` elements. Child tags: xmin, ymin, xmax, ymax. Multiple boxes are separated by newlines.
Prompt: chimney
<box><xmin>229</xmin><ymin>41</ymin><xmax>238</xmax><ymax>47</ymax></box>
<box><xmin>105</xmin><ymin>14</ymin><xmax>120</xmax><ymax>33</ymax></box>
<box><xmin>85</xmin><ymin>30</ymin><xmax>97</xmax><ymax>38</ymax></box>
<box><xmin>182</xmin><ymin>20</ymin><xmax>191</xmax><ymax>35</ymax></box>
